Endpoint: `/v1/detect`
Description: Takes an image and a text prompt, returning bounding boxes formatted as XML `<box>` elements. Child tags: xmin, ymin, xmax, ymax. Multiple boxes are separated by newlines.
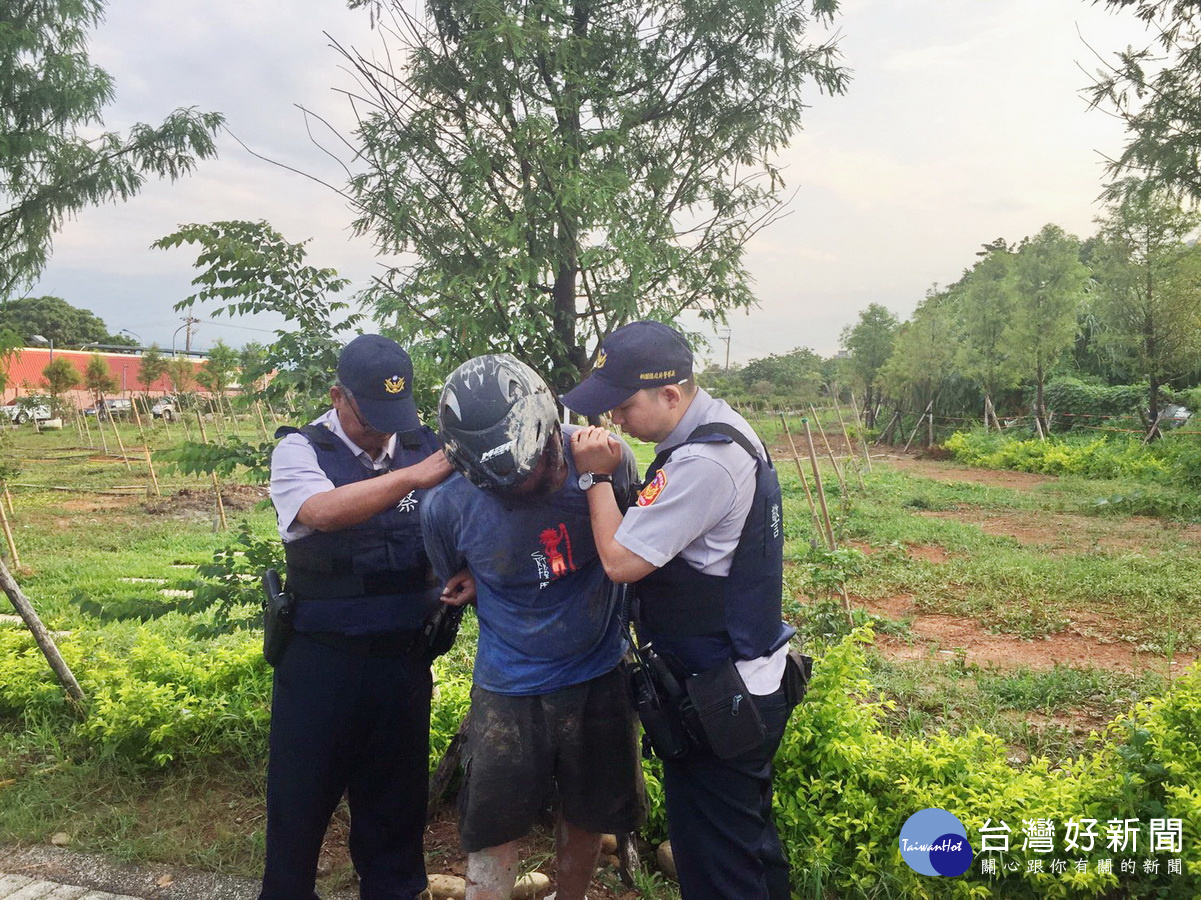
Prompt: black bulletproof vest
<box><xmin>278</xmin><ymin>424</ymin><xmax>440</xmax><ymax>629</ymax></box>
<box><xmin>635</xmin><ymin>423</ymin><xmax>795</xmax><ymax>674</ymax></box>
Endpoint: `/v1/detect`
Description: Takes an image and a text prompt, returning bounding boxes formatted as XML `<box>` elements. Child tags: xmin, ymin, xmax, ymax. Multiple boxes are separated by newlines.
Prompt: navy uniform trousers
<box><xmin>661</xmin><ymin>687</ymin><xmax>793</xmax><ymax>900</ymax></box>
<box><xmin>258</xmin><ymin>631</ymin><xmax>432</xmax><ymax>900</ymax></box>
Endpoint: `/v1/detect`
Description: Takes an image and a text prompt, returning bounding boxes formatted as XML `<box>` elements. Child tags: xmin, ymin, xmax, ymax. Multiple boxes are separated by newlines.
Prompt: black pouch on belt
<box><xmin>783</xmin><ymin>649</ymin><xmax>814</xmax><ymax>709</ymax></box>
<box><xmin>261</xmin><ymin>568</ymin><xmax>295</xmax><ymax>667</ymax></box>
<box><xmin>683</xmin><ymin>658</ymin><xmax>766</xmax><ymax>759</ymax></box>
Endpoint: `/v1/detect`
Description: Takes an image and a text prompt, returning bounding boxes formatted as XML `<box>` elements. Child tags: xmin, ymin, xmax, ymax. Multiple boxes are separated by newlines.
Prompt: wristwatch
<box><xmin>578</xmin><ymin>471</ymin><xmax>614</xmax><ymax>491</ymax></box>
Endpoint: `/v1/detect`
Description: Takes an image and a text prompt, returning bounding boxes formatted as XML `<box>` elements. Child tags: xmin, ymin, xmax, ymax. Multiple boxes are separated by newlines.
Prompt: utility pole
<box><xmin>721</xmin><ymin>328</ymin><xmax>731</xmax><ymax>371</ymax></box>
<box><xmin>185</xmin><ymin>316</ymin><xmax>199</xmax><ymax>352</ymax></box>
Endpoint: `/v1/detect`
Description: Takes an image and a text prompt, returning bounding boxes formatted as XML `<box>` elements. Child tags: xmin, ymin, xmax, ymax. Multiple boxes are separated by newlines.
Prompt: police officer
<box><xmin>564</xmin><ymin>321</ymin><xmax>799</xmax><ymax>899</ymax></box>
<box><xmin>422</xmin><ymin>354</ymin><xmax>644</xmax><ymax>900</ymax></box>
<box><xmin>262</xmin><ymin>334</ymin><xmax>462</xmax><ymax>900</ymax></box>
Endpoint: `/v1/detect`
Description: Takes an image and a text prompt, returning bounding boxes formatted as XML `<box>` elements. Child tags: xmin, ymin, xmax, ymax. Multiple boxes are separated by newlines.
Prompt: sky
<box><xmin>26</xmin><ymin>0</ymin><xmax>1152</xmax><ymax>367</ymax></box>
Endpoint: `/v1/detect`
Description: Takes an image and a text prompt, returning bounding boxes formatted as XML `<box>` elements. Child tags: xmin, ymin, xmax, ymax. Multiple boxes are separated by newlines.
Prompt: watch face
<box><xmin>578</xmin><ymin>472</ymin><xmax>594</xmax><ymax>491</ymax></box>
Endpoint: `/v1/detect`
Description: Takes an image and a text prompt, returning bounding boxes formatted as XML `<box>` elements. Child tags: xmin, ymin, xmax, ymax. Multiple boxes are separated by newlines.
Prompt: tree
<box><xmin>83</xmin><ymin>353</ymin><xmax>117</xmax><ymax>408</ymax></box>
<box><xmin>955</xmin><ymin>241</ymin><xmax>1022</xmax><ymax>426</ymax></box>
<box><xmin>341</xmin><ymin>0</ymin><xmax>848</xmax><ymax>391</ymax></box>
<box><xmin>41</xmin><ymin>357</ymin><xmax>79</xmax><ymax>412</ymax></box>
<box><xmin>0</xmin><ymin>296</ymin><xmax>109</xmax><ymax>346</ymax></box>
<box><xmin>879</xmin><ymin>287</ymin><xmax>959</xmax><ymax>425</ymax></box>
<box><xmin>154</xmin><ymin>221</ymin><xmax>361</xmax><ymax>417</ymax></box>
<box><xmin>195</xmin><ymin>340</ymin><xmax>240</xmax><ymax>411</ymax></box>
<box><xmin>840</xmin><ymin>303</ymin><xmax>898</xmax><ymax>427</ymax></box>
<box><xmin>1</xmin><ymin>0</ymin><xmax>222</xmax><ymax>294</ymax></box>
<box><xmin>1008</xmin><ymin>224</ymin><xmax>1090</xmax><ymax>433</ymax></box>
<box><xmin>167</xmin><ymin>357</ymin><xmax>196</xmax><ymax>396</ymax></box>
<box><xmin>137</xmin><ymin>345</ymin><xmax>169</xmax><ymax>397</ymax></box>
<box><xmin>1092</xmin><ymin>182</ymin><xmax>1201</xmax><ymax>431</ymax></box>
<box><xmin>1087</xmin><ymin>1</ymin><xmax>1201</xmax><ymax>202</ymax></box>
<box><xmin>0</xmin><ymin>328</ymin><xmax>22</xmax><ymax>393</ymax></box>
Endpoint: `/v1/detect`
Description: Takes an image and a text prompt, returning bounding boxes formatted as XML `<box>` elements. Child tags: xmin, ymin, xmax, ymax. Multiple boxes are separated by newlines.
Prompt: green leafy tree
<box><xmin>341</xmin><ymin>0</ymin><xmax>848</xmax><ymax>391</ymax></box>
<box><xmin>1088</xmin><ymin>1</ymin><xmax>1201</xmax><ymax>201</ymax></box>
<box><xmin>154</xmin><ymin>220</ymin><xmax>361</xmax><ymax>419</ymax></box>
<box><xmin>0</xmin><ymin>295</ymin><xmax>109</xmax><ymax>346</ymax></box>
<box><xmin>879</xmin><ymin>287</ymin><xmax>958</xmax><ymax>434</ymax></box>
<box><xmin>167</xmin><ymin>356</ymin><xmax>196</xmax><ymax>396</ymax></box>
<box><xmin>1091</xmin><ymin>182</ymin><xmax>1201</xmax><ymax>430</ymax></box>
<box><xmin>137</xmin><ymin>345</ymin><xmax>169</xmax><ymax>397</ymax></box>
<box><xmin>83</xmin><ymin>353</ymin><xmax>117</xmax><ymax>408</ymax></box>
<box><xmin>195</xmin><ymin>340</ymin><xmax>239</xmax><ymax>412</ymax></box>
<box><xmin>1008</xmin><ymin>224</ymin><xmax>1090</xmax><ymax>433</ymax></box>
<box><xmin>0</xmin><ymin>0</ymin><xmax>222</xmax><ymax>294</ymax></box>
<box><xmin>840</xmin><ymin>304</ymin><xmax>898</xmax><ymax>427</ymax></box>
<box><xmin>0</xmin><ymin>328</ymin><xmax>22</xmax><ymax>393</ymax></box>
<box><xmin>41</xmin><ymin>356</ymin><xmax>79</xmax><ymax>412</ymax></box>
<box><xmin>955</xmin><ymin>240</ymin><xmax>1022</xmax><ymax>425</ymax></box>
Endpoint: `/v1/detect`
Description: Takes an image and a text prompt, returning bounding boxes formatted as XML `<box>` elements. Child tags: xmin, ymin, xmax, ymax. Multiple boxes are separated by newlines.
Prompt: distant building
<box><xmin>1</xmin><ymin>347</ymin><xmax>209</xmax><ymax>410</ymax></box>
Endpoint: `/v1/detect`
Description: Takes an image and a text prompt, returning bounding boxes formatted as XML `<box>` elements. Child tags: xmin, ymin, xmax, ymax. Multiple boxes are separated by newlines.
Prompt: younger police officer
<box><xmin>262</xmin><ymin>334</ymin><xmax>459</xmax><ymax>900</ymax></box>
<box><xmin>564</xmin><ymin>321</ymin><xmax>798</xmax><ymax>900</ymax></box>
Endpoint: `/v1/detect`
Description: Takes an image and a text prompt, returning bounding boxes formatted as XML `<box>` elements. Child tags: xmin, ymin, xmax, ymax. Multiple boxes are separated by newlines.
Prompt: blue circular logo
<box><xmin>899</xmin><ymin>808</ymin><xmax>973</xmax><ymax>876</ymax></box>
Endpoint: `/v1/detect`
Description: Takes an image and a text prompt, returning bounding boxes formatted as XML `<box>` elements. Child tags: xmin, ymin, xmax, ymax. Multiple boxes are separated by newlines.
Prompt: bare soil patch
<box><xmin>861</xmin><ymin>593</ymin><xmax>1195</xmax><ymax>675</ymax></box>
<box><xmin>879</xmin><ymin>454</ymin><xmax>1056</xmax><ymax>491</ymax></box>
<box><xmin>143</xmin><ymin>485</ymin><xmax>268</xmax><ymax>517</ymax></box>
<box><xmin>916</xmin><ymin>507</ymin><xmax>1201</xmax><ymax>554</ymax></box>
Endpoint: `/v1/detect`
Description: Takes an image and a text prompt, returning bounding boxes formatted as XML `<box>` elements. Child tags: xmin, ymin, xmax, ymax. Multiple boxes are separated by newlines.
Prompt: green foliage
<box><xmin>154</xmin><ymin>220</ymin><xmax>361</xmax><ymax>420</ymax></box>
<box><xmin>0</xmin><ymin>0</ymin><xmax>222</xmax><ymax>294</ymax></box>
<box><xmin>705</xmin><ymin>347</ymin><xmax>828</xmax><ymax>410</ymax></box>
<box><xmin>40</xmin><ymin>355</ymin><xmax>79</xmax><ymax>404</ymax></box>
<box><xmin>0</xmin><ymin>296</ymin><xmax>110</xmax><ymax>347</ymax></box>
<box><xmin>186</xmin><ymin>521</ymin><xmax>283</xmax><ymax>634</ymax></box>
<box><xmin>159</xmin><ymin>436</ymin><xmax>273</xmax><ymax>482</ymax></box>
<box><xmin>1042</xmin><ymin>377</ymin><xmax>1146</xmax><ymax>428</ymax></box>
<box><xmin>83</xmin><ymin>352</ymin><xmax>118</xmax><ymax>402</ymax></box>
<box><xmin>137</xmin><ymin>345</ymin><xmax>169</xmax><ymax>395</ymax></box>
<box><xmin>342</xmin><ymin>0</ymin><xmax>848</xmax><ymax>391</ymax></box>
<box><xmin>841</xmin><ymin>304</ymin><xmax>899</xmax><ymax>422</ymax></box>
<box><xmin>942</xmin><ymin>429</ymin><xmax>1201</xmax><ymax>487</ymax></box>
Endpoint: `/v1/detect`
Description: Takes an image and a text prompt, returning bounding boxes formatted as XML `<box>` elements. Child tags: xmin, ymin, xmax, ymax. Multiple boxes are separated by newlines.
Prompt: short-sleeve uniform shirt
<box><xmin>616</xmin><ymin>389</ymin><xmax>788</xmax><ymax>693</ymax></box>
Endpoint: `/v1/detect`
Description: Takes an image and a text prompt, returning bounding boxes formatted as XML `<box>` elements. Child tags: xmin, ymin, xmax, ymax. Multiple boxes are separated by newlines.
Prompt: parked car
<box><xmin>1151</xmin><ymin>404</ymin><xmax>1191</xmax><ymax>428</ymax></box>
<box><xmin>0</xmin><ymin>402</ymin><xmax>52</xmax><ymax>425</ymax></box>
<box><xmin>84</xmin><ymin>398</ymin><xmax>134</xmax><ymax>420</ymax></box>
<box><xmin>150</xmin><ymin>395</ymin><xmax>179</xmax><ymax>422</ymax></box>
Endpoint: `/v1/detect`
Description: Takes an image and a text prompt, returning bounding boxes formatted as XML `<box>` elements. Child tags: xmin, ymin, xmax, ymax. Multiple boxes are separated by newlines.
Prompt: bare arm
<box><xmin>297</xmin><ymin>450</ymin><xmax>454</xmax><ymax>532</ymax></box>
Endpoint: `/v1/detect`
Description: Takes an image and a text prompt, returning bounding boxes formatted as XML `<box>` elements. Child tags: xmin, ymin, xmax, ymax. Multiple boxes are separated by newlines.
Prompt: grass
<box><xmin>2</xmin><ymin>414</ymin><xmax>1199</xmax><ymax>890</ymax></box>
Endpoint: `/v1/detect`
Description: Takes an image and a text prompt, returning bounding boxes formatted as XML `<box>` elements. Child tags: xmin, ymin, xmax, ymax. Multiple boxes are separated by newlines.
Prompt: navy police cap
<box><xmin>337</xmin><ymin>334</ymin><xmax>420</xmax><ymax>434</ymax></box>
<box><xmin>561</xmin><ymin>320</ymin><xmax>693</xmax><ymax>416</ymax></box>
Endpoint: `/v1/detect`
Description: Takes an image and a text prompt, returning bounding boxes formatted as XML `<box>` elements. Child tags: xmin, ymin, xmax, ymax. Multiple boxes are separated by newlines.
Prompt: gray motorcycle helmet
<box><xmin>438</xmin><ymin>354</ymin><xmax>560</xmax><ymax>492</ymax></box>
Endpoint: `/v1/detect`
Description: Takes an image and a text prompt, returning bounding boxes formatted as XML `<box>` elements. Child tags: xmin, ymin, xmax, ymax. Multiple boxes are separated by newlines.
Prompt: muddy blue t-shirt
<box><xmin>421</xmin><ymin>426</ymin><xmax>636</xmax><ymax>695</ymax></box>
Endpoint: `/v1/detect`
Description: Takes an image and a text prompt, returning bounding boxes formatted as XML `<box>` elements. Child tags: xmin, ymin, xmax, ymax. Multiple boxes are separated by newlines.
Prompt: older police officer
<box><xmin>564</xmin><ymin>321</ymin><xmax>800</xmax><ymax>900</ymax></box>
<box><xmin>262</xmin><ymin>334</ymin><xmax>459</xmax><ymax>899</ymax></box>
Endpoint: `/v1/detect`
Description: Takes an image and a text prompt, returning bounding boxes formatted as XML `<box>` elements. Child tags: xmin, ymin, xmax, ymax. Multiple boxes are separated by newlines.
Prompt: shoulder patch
<box><xmin>636</xmin><ymin>469</ymin><xmax>667</xmax><ymax>507</ymax></box>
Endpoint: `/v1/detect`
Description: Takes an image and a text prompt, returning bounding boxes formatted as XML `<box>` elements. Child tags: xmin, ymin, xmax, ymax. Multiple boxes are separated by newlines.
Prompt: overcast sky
<box><xmin>27</xmin><ymin>0</ymin><xmax>1148</xmax><ymax>366</ymax></box>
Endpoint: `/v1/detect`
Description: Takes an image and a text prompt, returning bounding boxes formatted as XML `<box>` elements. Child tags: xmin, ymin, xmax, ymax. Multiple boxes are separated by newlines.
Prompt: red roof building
<box><xmin>1</xmin><ymin>347</ymin><xmax>209</xmax><ymax>410</ymax></box>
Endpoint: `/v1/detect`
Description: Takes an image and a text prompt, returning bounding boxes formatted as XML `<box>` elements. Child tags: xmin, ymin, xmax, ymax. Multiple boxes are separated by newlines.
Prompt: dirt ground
<box><xmin>865</xmin><ymin>454</ymin><xmax>1198</xmax><ymax>675</ymax></box>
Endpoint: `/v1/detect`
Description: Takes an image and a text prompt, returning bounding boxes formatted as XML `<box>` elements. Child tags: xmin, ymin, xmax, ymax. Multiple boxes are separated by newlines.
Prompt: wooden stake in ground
<box><xmin>0</xmin><ymin>492</ymin><xmax>19</xmax><ymax>568</ymax></box>
<box><xmin>106</xmin><ymin>407</ymin><xmax>133</xmax><ymax>472</ymax></box>
<box><xmin>255</xmin><ymin>401</ymin><xmax>271</xmax><ymax>442</ymax></box>
<box><xmin>801</xmin><ymin>417</ymin><xmax>836</xmax><ymax>552</ymax></box>
<box><xmin>848</xmin><ymin>391</ymin><xmax>873</xmax><ymax>473</ymax></box>
<box><xmin>808</xmin><ymin>405</ymin><xmax>847</xmax><ymax>496</ymax></box>
<box><xmin>833</xmin><ymin>403</ymin><xmax>867</xmax><ymax>491</ymax></box>
<box><xmin>876</xmin><ymin>409</ymin><xmax>902</xmax><ymax>446</ymax></box>
<box><xmin>2</xmin><ymin>481</ymin><xmax>13</xmax><ymax>516</ymax></box>
<box><xmin>196</xmin><ymin>411</ymin><xmax>227</xmax><ymax>531</ymax></box>
<box><xmin>130</xmin><ymin>397</ymin><xmax>161</xmax><ymax>497</ymax></box>
<box><xmin>0</xmin><ymin>557</ymin><xmax>85</xmax><ymax>710</ymax></box>
<box><xmin>779</xmin><ymin>414</ymin><xmax>825</xmax><ymax>546</ymax></box>
<box><xmin>82</xmin><ymin>408</ymin><xmax>105</xmax><ymax>453</ymax></box>
<box><xmin>903</xmin><ymin>401</ymin><xmax>934</xmax><ymax>454</ymax></box>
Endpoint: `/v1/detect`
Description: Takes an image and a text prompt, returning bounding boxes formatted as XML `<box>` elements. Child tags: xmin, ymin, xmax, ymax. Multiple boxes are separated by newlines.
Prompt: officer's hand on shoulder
<box><xmin>406</xmin><ymin>449</ymin><xmax>455</xmax><ymax>488</ymax></box>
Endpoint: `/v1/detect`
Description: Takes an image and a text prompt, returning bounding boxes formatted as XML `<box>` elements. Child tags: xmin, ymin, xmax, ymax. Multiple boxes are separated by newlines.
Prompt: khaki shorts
<box><xmin>458</xmin><ymin>666</ymin><xmax>645</xmax><ymax>852</ymax></box>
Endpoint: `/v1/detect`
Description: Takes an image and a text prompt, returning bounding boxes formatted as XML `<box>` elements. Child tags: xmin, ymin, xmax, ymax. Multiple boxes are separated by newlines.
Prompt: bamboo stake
<box><xmin>779</xmin><ymin>414</ymin><xmax>824</xmax><ymax>544</ymax></box>
<box><xmin>876</xmin><ymin>409</ymin><xmax>902</xmax><ymax>446</ymax></box>
<box><xmin>0</xmin><ymin>557</ymin><xmax>85</xmax><ymax>709</ymax></box>
<box><xmin>130</xmin><ymin>398</ymin><xmax>161</xmax><ymax>497</ymax></box>
<box><xmin>255</xmin><ymin>400</ymin><xmax>271</xmax><ymax>442</ymax></box>
<box><xmin>106</xmin><ymin>405</ymin><xmax>132</xmax><ymax>472</ymax></box>
<box><xmin>72</xmin><ymin>412</ymin><xmax>84</xmax><ymax>443</ymax></box>
<box><xmin>848</xmin><ymin>391</ymin><xmax>873</xmax><ymax>473</ymax></box>
<box><xmin>801</xmin><ymin>418</ymin><xmax>836</xmax><ymax>552</ymax></box>
<box><xmin>196</xmin><ymin>411</ymin><xmax>227</xmax><ymax>531</ymax></box>
<box><xmin>902</xmin><ymin>401</ymin><xmax>934</xmax><ymax>453</ymax></box>
<box><xmin>833</xmin><ymin>403</ymin><xmax>867</xmax><ymax>491</ymax></box>
<box><xmin>83</xmin><ymin>407</ymin><xmax>106</xmax><ymax>453</ymax></box>
<box><xmin>0</xmin><ymin>494</ymin><xmax>19</xmax><ymax>568</ymax></box>
<box><xmin>3</xmin><ymin>481</ymin><xmax>13</xmax><ymax>515</ymax></box>
<box><xmin>927</xmin><ymin>405</ymin><xmax>935</xmax><ymax>447</ymax></box>
<box><xmin>809</xmin><ymin>405</ymin><xmax>847</xmax><ymax>495</ymax></box>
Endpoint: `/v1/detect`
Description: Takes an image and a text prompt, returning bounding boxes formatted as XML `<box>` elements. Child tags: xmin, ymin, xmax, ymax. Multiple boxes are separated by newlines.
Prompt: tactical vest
<box><xmin>277</xmin><ymin>423</ymin><xmax>441</xmax><ymax>633</ymax></box>
<box><xmin>635</xmin><ymin>423</ymin><xmax>795</xmax><ymax>674</ymax></box>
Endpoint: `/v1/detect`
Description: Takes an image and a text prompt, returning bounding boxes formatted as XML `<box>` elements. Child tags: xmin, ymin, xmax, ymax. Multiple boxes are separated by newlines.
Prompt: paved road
<box><xmin>0</xmin><ymin>874</ymin><xmax>139</xmax><ymax>899</ymax></box>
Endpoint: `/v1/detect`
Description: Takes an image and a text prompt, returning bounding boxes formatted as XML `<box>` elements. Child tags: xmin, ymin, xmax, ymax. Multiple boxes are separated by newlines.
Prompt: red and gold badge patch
<box><xmin>636</xmin><ymin>469</ymin><xmax>667</xmax><ymax>507</ymax></box>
